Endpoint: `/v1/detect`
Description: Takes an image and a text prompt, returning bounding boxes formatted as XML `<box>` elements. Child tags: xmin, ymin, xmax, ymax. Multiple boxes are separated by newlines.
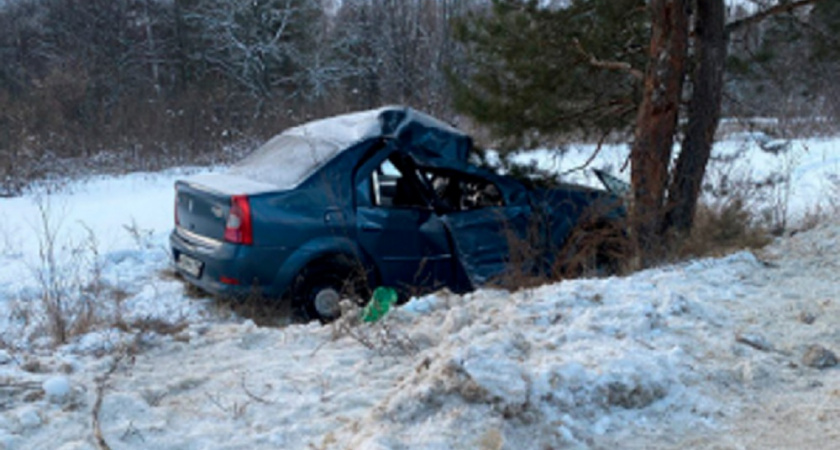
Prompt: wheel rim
<box><xmin>313</xmin><ymin>287</ymin><xmax>342</xmax><ymax>318</ymax></box>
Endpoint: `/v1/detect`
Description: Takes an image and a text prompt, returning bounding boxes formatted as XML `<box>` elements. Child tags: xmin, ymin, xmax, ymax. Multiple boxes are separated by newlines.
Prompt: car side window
<box><xmin>368</xmin><ymin>156</ymin><xmax>428</xmax><ymax>209</ymax></box>
<box><xmin>372</xmin><ymin>159</ymin><xmax>399</xmax><ymax>207</ymax></box>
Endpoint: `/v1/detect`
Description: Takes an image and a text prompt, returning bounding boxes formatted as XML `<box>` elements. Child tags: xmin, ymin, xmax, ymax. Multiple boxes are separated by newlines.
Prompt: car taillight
<box><xmin>224</xmin><ymin>195</ymin><xmax>253</xmax><ymax>245</ymax></box>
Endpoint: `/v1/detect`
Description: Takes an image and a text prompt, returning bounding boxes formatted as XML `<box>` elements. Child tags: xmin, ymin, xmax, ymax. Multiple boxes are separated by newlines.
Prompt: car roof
<box><xmin>284</xmin><ymin>106</ymin><xmax>466</xmax><ymax>148</ymax></box>
<box><xmin>228</xmin><ymin>106</ymin><xmax>471</xmax><ymax>191</ymax></box>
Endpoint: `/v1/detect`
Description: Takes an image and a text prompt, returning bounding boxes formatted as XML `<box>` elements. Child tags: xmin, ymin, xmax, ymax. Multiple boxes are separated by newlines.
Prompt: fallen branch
<box><xmin>92</xmin><ymin>347</ymin><xmax>131</xmax><ymax>450</ymax></box>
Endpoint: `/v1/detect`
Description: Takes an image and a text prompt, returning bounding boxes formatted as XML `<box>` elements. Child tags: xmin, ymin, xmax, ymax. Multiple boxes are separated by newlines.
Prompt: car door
<box><xmin>429</xmin><ymin>169</ymin><xmax>533</xmax><ymax>287</ymax></box>
<box><xmin>354</xmin><ymin>150</ymin><xmax>458</xmax><ymax>295</ymax></box>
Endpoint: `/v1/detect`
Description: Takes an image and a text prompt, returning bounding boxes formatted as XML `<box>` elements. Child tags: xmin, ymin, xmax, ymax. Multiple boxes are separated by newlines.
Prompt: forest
<box><xmin>0</xmin><ymin>0</ymin><xmax>836</xmax><ymax>198</ymax></box>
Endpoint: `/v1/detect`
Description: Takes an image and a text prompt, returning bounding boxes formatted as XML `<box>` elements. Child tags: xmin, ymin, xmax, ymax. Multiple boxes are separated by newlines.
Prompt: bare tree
<box><xmin>331</xmin><ymin>0</ymin><xmax>474</xmax><ymax>114</ymax></box>
<box><xmin>182</xmin><ymin>0</ymin><xmax>322</xmax><ymax>100</ymax></box>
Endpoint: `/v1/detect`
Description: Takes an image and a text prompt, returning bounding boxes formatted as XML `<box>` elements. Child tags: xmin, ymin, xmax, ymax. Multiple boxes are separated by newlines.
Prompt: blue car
<box><xmin>170</xmin><ymin>106</ymin><xmax>625</xmax><ymax>321</ymax></box>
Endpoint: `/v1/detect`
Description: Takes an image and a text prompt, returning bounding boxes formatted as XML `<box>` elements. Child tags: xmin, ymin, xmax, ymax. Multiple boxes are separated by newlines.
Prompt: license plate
<box><xmin>177</xmin><ymin>254</ymin><xmax>203</xmax><ymax>278</ymax></box>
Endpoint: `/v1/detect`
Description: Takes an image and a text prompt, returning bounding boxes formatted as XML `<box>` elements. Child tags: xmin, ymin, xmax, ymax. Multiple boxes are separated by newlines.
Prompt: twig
<box><xmin>240</xmin><ymin>373</ymin><xmax>274</xmax><ymax>405</ymax></box>
<box><xmin>310</xmin><ymin>338</ymin><xmax>331</xmax><ymax>357</ymax></box>
<box><xmin>559</xmin><ymin>131</ymin><xmax>610</xmax><ymax>177</ymax></box>
<box><xmin>204</xmin><ymin>392</ymin><xmax>229</xmax><ymax>414</ymax></box>
<box><xmin>634</xmin><ymin>338</ymin><xmax>655</xmax><ymax>350</ymax></box>
<box><xmin>120</xmin><ymin>421</ymin><xmax>145</xmax><ymax>443</ymax></box>
<box><xmin>620</xmin><ymin>153</ymin><xmax>631</xmax><ymax>173</ymax></box>
<box><xmin>572</xmin><ymin>38</ymin><xmax>644</xmax><ymax>81</ymax></box>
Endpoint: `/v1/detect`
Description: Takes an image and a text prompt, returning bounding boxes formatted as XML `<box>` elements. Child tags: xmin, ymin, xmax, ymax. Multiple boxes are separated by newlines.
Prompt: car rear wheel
<box><xmin>291</xmin><ymin>256</ymin><xmax>371</xmax><ymax>323</ymax></box>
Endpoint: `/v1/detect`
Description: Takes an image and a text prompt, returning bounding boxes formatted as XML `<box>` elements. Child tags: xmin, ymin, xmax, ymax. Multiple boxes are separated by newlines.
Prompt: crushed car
<box><xmin>170</xmin><ymin>106</ymin><xmax>626</xmax><ymax>321</ymax></box>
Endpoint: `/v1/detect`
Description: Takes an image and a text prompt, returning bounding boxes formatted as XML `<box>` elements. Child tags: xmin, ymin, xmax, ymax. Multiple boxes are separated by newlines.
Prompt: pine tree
<box><xmin>452</xmin><ymin>0</ymin><xmax>824</xmax><ymax>264</ymax></box>
<box><xmin>451</xmin><ymin>0</ymin><xmax>648</xmax><ymax>149</ymax></box>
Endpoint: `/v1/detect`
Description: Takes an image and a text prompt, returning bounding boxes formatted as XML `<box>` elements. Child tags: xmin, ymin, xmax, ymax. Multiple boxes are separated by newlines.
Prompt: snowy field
<box><xmin>0</xmin><ymin>135</ymin><xmax>838</xmax><ymax>449</ymax></box>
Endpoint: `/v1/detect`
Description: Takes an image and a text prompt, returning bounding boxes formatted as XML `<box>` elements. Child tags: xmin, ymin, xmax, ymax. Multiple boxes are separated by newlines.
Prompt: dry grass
<box><xmin>492</xmin><ymin>187</ymin><xmax>778</xmax><ymax>292</ymax></box>
<box><xmin>552</xmin><ymin>215</ymin><xmax>634</xmax><ymax>279</ymax></box>
<box><xmin>494</xmin><ymin>212</ymin><xmax>551</xmax><ymax>290</ymax></box>
<box><xmin>322</xmin><ymin>300</ymin><xmax>418</xmax><ymax>358</ymax></box>
<box><xmin>492</xmin><ymin>205</ymin><xmax>634</xmax><ymax>292</ymax></box>
<box><xmin>0</xmin><ymin>199</ymin><xmax>189</xmax><ymax>350</ymax></box>
<box><xmin>214</xmin><ymin>289</ymin><xmax>294</xmax><ymax>328</ymax></box>
<box><xmin>166</xmin><ymin>265</ymin><xmax>295</xmax><ymax>328</ymax></box>
<box><xmin>675</xmin><ymin>199</ymin><xmax>773</xmax><ymax>259</ymax></box>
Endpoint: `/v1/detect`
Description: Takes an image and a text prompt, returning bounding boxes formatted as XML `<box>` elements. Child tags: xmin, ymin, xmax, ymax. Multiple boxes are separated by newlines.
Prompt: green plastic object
<box><xmin>362</xmin><ymin>287</ymin><xmax>398</xmax><ymax>323</ymax></box>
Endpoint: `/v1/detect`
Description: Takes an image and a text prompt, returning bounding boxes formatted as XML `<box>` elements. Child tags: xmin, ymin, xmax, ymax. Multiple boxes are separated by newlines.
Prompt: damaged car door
<box><xmin>354</xmin><ymin>150</ymin><xmax>461</xmax><ymax>295</ymax></box>
<box><xmin>423</xmin><ymin>166</ymin><xmax>534</xmax><ymax>287</ymax></box>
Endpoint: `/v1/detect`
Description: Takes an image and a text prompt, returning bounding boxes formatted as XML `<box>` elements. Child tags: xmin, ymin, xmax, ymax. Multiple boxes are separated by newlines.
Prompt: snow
<box><xmin>208</xmin><ymin>107</ymin><xmax>395</xmax><ymax>192</ymax></box>
<box><xmin>42</xmin><ymin>376</ymin><xmax>71</xmax><ymax>404</ymax></box>
<box><xmin>284</xmin><ymin>107</ymin><xmax>393</xmax><ymax>146</ymax></box>
<box><xmin>0</xmin><ymin>133</ymin><xmax>838</xmax><ymax>448</ymax></box>
<box><xmin>284</xmin><ymin>105</ymin><xmax>464</xmax><ymax>147</ymax></box>
<box><xmin>184</xmin><ymin>172</ymin><xmax>281</xmax><ymax>196</ymax></box>
<box><xmin>228</xmin><ymin>134</ymin><xmax>343</xmax><ymax>191</ymax></box>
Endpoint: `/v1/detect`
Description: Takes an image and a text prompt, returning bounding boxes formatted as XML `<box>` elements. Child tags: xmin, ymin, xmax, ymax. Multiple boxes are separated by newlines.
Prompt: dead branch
<box><xmin>726</xmin><ymin>0</ymin><xmax>824</xmax><ymax>34</ymax></box>
<box><xmin>573</xmin><ymin>38</ymin><xmax>644</xmax><ymax>81</ymax></box>
<box><xmin>93</xmin><ymin>352</ymin><xmax>128</xmax><ymax>450</ymax></box>
<box><xmin>240</xmin><ymin>372</ymin><xmax>274</xmax><ymax>405</ymax></box>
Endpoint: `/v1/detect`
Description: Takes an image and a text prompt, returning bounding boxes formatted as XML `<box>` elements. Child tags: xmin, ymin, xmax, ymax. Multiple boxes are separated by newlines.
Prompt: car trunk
<box><xmin>175</xmin><ymin>174</ymin><xmax>273</xmax><ymax>241</ymax></box>
<box><xmin>175</xmin><ymin>181</ymin><xmax>232</xmax><ymax>242</ymax></box>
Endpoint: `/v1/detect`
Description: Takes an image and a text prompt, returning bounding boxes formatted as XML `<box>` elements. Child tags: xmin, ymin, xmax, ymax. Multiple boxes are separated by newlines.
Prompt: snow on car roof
<box><xmin>226</xmin><ymin>106</ymin><xmax>465</xmax><ymax>191</ymax></box>
<box><xmin>227</xmin><ymin>134</ymin><xmax>341</xmax><ymax>192</ymax></box>
<box><xmin>284</xmin><ymin>105</ymin><xmax>465</xmax><ymax>147</ymax></box>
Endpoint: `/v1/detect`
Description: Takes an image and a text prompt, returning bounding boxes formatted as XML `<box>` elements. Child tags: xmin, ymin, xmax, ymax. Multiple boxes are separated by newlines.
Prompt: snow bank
<box><xmin>4</xmin><ymin>226</ymin><xmax>838</xmax><ymax>449</ymax></box>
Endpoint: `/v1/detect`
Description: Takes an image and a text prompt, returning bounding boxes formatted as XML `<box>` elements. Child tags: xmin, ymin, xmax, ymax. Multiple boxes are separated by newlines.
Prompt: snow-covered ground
<box><xmin>0</xmin><ymin>135</ymin><xmax>838</xmax><ymax>449</ymax></box>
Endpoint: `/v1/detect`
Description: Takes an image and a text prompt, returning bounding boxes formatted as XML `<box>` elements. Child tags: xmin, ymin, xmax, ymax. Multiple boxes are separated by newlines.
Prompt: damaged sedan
<box><xmin>170</xmin><ymin>106</ymin><xmax>625</xmax><ymax>321</ymax></box>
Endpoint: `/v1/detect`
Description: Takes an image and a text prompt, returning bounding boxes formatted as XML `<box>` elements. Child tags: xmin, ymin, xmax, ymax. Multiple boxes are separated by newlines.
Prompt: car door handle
<box><xmin>360</xmin><ymin>223</ymin><xmax>384</xmax><ymax>232</ymax></box>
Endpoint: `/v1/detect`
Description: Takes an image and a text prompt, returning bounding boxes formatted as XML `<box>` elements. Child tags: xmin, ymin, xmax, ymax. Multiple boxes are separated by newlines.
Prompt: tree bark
<box><xmin>664</xmin><ymin>0</ymin><xmax>727</xmax><ymax>235</ymax></box>
<box><xmin>630</xmin><ymin>0</ymin><xmax>690</xmax><ymax>263</ymax></box>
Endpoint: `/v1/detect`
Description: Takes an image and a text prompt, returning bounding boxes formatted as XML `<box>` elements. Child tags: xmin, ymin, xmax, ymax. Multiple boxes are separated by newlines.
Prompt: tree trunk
<box><xmin>664</xmin><ymin>0</ymin><xmax>727</xmax><ymax>235</ymax></box>
<box><xmin>630</xmin><ymin>0</ymin><xmax>690</xmax><ymax>263</ymax></box>
<box><xmin>144</xmin><ymin>0</ymin><xmax>162</xmax><ymax>98</ymax></box>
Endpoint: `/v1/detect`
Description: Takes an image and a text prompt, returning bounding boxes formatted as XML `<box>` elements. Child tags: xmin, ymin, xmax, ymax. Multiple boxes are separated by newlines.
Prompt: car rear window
<box><xmin>229</xmin><ymin>134</ymin><xmax>341</xmax><ymax>189</ymax></box>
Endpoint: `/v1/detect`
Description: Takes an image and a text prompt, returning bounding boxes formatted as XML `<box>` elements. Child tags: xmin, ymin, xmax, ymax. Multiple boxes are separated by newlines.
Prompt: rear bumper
<box><xmin>169</xmin><ymin>228</ymin><xmax>285</xmax><ymax>299</ymax></box>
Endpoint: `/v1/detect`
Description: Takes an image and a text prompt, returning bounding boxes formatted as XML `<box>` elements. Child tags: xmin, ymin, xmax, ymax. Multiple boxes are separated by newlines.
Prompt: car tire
<box><xmin>291</xmin><ymin>255</ymin><xmax>371</xmax><ymax>323</ymax></box>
